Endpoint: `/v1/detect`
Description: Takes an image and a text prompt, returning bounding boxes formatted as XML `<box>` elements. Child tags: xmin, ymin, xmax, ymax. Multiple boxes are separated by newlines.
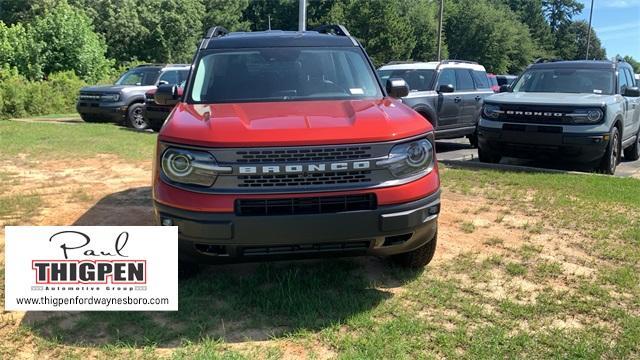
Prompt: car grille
<box><xmin>240</xmin><ymin>241</ymin><xmax>371</xmax><ymax>256</ymax></box>
<box><xmin>235</xmin><ymin>194</ymin><xmax>377</xmax><ymax>216</ymax></box>
<box><xmin>237</xmin><ymin>170</ymin><xmax>372</xmax><ymax>188</ymax></box>
<box><xmin>78</xmin><ymin>92</ymin><xmax>102</xmax><ymax>101</ymax></box>
<box><xmin>235</xmin><ymin>146</ymin><xmax>372</xmax><ymax>163</ymax></box>
<box><xmin>492</xmin><ymin>104</ymin><xmax>583</xmax><ymax>125</ymax></box>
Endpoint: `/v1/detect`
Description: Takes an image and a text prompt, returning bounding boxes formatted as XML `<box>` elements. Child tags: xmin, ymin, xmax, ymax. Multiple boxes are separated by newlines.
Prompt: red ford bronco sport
<box><xmin>152</xmin><ymin>25</ymin><xmax>441</xmax><ymax>272</ymax></box>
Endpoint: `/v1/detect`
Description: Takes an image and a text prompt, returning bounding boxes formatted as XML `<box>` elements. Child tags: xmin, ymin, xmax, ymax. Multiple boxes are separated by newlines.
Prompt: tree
<box><xmin>542</xmin><ymin>0</ymin><xmax>583</xmax><ymax>32</ymax></box>
<box><xmin>202</xmin><ymin>0</ymin><xmax>251</xmax><ymax>32</ymax></box>
<box><xmin>623</xmin><ymin>56</ymin><xmax>640</xmax><ymax>74</ymax></box>
<box><xmin>28</xmin><ymin>2</ymin><xmax>113</xmax><ymax>81</ymax></box>
<box><xmin>399</xmin><ymin>0</ymin><xmax>444</xmax><ymax>61</ymax></box>
<box><xmin>554</xmin><ymin>20</ymin><xmax>606</xmax><ymax>60</ymax></box>
<box><xmin>500</xmin><ymin>0</ymin><xmax>554</xmax><ymax>57</ymax></box>
<box><xmin>445</xmin><ymin>0</ymin><xmax>536</xmax><ymax>73</ymax></box>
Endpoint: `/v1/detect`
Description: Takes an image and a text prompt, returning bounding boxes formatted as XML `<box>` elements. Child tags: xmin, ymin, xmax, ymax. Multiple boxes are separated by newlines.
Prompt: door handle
<box><xmin>454</xmin><ymin>97</ymin><xmax>462</xmax><ymax>103</ymax></box>
<box><xmin>475</xmin><ymin>96</ymin><xmax>482</xmax><ymax>102</ymax></box>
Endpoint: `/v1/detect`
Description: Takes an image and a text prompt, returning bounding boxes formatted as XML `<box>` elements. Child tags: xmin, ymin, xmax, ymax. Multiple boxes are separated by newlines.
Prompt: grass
<box><xmin>31</xmin><ymin>113</ymin><xmax>80</xmax><ymax>119</ymax></box>
<box><xmin>1</xmin><ymin>122</ymin><xmax>639</xmax><ymax>358</ymax></box>
<box><xmin>0</xmin><ymin>120</ymin><xmax>156</xmax><ymax>161</ymax></box>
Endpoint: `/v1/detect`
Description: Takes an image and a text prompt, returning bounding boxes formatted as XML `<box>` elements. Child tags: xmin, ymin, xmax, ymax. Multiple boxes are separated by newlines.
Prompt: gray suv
<box><xmin>77</xmin><ymin>64</ymin><xmax>189</xmax><ymax>129</ymax></box>
<box><xmin>478</xmin><ymin>60</ymin><xmax>640</xmax><ymax>174</ymax></box>
<box><xmin>378</xmin><ymin>60</ymin><xmax>494</xmax><ymax>146</ymax></box>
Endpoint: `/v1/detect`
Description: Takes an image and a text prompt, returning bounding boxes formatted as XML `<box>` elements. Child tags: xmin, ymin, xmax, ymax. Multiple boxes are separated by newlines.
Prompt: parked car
<box><xmin>496</xmin><ymin>74</ymin><xmax>517</xmax><ymax>86</ymax></box>
<box><xmin>378</xmin><ymin>60</ymin><xmax>494</xmax><ymax>147</ymax></box>
<box><xmin>487</xmin><ymin>73</ymin><xmax>500</xmax><ymax>92</ymax></box>
<box><xmin>143</xmin><ymin>83</ymin><xmax>184</xmax><ymax>132</ymax></box>
<box><xmin>478</xmin><ymin>59</ymin><xmax>640</xmax><ymax>174</ymax></box>
<box><xmin>76</xmin><ymin>64</ymin><xmax>189</xmax><ymax>129</ymax></box>
<box><xmin>153</xmin><ymin>25</ymin><xmax>441</xmax><ymax>274</ymax></box>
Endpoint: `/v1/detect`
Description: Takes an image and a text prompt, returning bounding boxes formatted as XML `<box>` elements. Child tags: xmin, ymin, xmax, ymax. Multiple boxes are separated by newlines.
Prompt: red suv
<box><xmin>152</xmin><ymin>25</ymin><xmax>441</xmax><ymax>273</ymax></box>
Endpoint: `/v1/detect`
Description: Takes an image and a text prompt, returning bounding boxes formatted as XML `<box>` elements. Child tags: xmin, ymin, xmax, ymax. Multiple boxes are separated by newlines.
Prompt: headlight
<box><xmin>161</xmin><ymin>148</ymin><xmax>230</xmax><ymax>187</ymax></box>
<box><xmin>568</xmin><ymin>108</ymin><xmax>604</xmax><ymax>124</ymax></box>
<box><xmin>101</xmin><ymin>93</ymin><xmax>120</xmax><ymax>102</ymax></box>
<box><xmin>482</xmin><ymin>104</ymin><xmax>501</xmax><ymax>119</ymax></box>
<box><xmin>376</xmin><ymin>138</ymin><xmax>435</xmax><ymax>178</ymax></box>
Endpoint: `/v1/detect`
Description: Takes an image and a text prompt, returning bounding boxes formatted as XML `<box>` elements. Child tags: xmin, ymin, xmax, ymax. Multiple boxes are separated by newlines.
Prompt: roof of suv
<box><xmin>205</xmin><ymin>30</ymin><xmax>358</xmax><ymax>49</ymax></box>
<box><xmin>135</xmin><ymin>64</ymin><xmax>190</xmax><ymax>71</ymax></box>
<box><xmin>528</xmin><ymin>60</ymin><xmax>627</xmax><ymax>70</ymax></box>
<box><xmin>379</xmin><ymin>61</ymin><xmax>486</xmax><ymax>72</ymax></box>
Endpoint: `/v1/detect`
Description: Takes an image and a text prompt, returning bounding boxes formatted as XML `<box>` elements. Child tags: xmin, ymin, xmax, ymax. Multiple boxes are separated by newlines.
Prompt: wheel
<box><xmin>598</xmin><ymin>127</ymin><xmax>620</xmax><ymax>175</ymax></box>
<box><xmin>623</xmin><ymin>128</ymin><xmax>640</xmax><ymax>161</ymax></box>
<box><xmin>467</xmin><ymin>131</ymin><xmax>478</xmax><ymax>148</ymax></box>
<box><xmin>178</xmin><ymin>261</ymin><xmax>200</xmax><ymax>279</ymax></box>
<box><xmin>390</xmin><ymin>231</ymin><xmax>437</xmax><ymax>268</ymax></box>
<box><xmin>128</xmin><ymin>103</ymin><xmax>148</xmax><ymax>130</ymax></box>
<box><xmin>80</xmin><ymin>113</ymin><xmax>102</xmax><ymax>123</ymax></box>
<box><xmin>478</xmin><ymin>145</ymin><xmax>501</xmax><ymax>163</ymax></box>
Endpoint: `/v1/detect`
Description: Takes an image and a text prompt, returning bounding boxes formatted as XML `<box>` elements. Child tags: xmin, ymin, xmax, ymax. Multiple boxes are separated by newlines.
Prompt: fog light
<box><xmin>161</xmin><ymin>218</ymin><xmax>173</xmax><ymax>226</ymax></box>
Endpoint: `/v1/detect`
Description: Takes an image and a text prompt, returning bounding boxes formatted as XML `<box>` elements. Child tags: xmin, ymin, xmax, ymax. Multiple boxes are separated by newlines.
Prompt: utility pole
<box><xmin>437</xmin><ymin>0</ymin><xmax>444</xmax><ymax>61</ymax></box>
<box><xmin>585</xmin><ymin>0</ymin><xmax>594</xmax><ymax>59</ymax></box>
<box><xmin>298</xmin><ymin>0</ymin><xmax>306</xmax><ymax>32</ymax></box>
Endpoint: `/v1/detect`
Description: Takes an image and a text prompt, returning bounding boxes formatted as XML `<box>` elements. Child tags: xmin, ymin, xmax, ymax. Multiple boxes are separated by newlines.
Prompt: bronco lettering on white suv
<box><xmin>478</xmin><ymin>59</ymin><xmax>640</xmax><ymax>174</ymax></box>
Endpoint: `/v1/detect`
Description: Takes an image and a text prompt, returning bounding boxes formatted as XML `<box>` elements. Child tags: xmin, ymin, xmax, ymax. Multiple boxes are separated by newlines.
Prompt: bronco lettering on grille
<box><xmin>238</xmin><ymin>161</ymin><xmax>371</xmax><ymax>174</ymax></box>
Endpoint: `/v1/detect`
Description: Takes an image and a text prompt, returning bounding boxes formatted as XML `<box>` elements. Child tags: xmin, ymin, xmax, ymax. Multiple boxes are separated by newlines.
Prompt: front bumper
<box><xmin>478</xmin><ymin>122</ymin><xmax>609</xmax><ymax>163</ymax></box>
<box><xmin>76</xmin><ymin>102</ymin><xmax>128</xmax><ymax>123</ymax></box>
<box><xmin>154</xmin><ymin>190</ymin><xmax>440</xmax><ymax>264</ymax></box>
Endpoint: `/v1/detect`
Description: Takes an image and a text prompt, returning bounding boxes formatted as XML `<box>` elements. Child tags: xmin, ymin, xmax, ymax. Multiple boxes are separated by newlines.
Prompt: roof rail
<box><xmin>135</xmin><ymin>63</ymin><xmax>165</xmax><ymax>68</ymax></box>
<box><xmin>205</xmin><ymin>26</ymin><xmax>229</xmax><ymax>38</ymax></box>
<box><xmin>312</xmin><ymin>24</ymin><xmax>351</xmax><ymax>37</ymax></box>
<box><xmin>200</xmin><ymin>26</ymin><xmax>229</xmax><ymax>50</ymax></box>
<box><xmin>533</xmin><ymin>58</ymin><xmax>563</xmax><ymax>64</ymax></box>
<box><xmin>384</xmin><ymin>61</ymin><xmax>416</xmax><ymax>65</ymax></box>
<box><xmin>440</xmin><ymin>59</ymin><xmax>478</xmax><ymax>65</ymax></box>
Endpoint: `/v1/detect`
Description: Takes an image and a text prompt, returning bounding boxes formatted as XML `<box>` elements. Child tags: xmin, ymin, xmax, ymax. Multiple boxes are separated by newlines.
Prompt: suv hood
<box><xmin>159</xmin><ymin>99</ymin><xmax>431</xmax><ymax>147</ymax></box>
<box><xmin>486</xmin><ymin>92</ymin><xmax>609</xmax><ymax>107</ymax></box>
<box><xmin>80</xmin><ymin>85</ymin><xmax>156</xmax><ymax>94</ymax></box>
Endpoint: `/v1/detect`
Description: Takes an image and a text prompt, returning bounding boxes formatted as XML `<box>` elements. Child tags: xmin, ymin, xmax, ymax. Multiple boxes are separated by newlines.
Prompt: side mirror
<box><xmin>499</xmin><ymin>85</ymin><xmax>511</xmax><ymax>93</ymax></box>
<box><xmin>155</xmin><ymin>84</ymin><xmax>181</xmax><ymax>106</ymax></box>
<box><xmin>386</xmin><ymin>78</ymin><xmax>409</xmax><ymax>98</ymax></box>
<box><xmin>623</xmin><ymin>86</ymin><xmax>640</xmax><ymax>97</ymax></box>
<box><xmin>437</xmin><ymin>84</ymin><xmax>454</xmax><ymax>93</ymax></box>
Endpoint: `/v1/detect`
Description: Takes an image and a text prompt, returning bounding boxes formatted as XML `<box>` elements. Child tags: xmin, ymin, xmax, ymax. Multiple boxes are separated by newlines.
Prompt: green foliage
<box><xmin>555</xmin><ymin>20</ymin><xmax>606</xmax><ymax>60</ymax></box>
<box><xmin>542</xmin><ymin>0</ymin><xmax>584</xmax><ymax>32</ymax></box>
<box><xmin>0</xmin><ymin>68</ymin><xmax>87</xmax><ymax>119</ymax></box>
<box><xmin>445</xmin><ymin>0</ymin><xmax>536</xmax><ymax>73</ymax></box>
<box><xmin>623</xmin><ymin>56</ymin><xmax>640</xmax><ymax>74</ymax></box>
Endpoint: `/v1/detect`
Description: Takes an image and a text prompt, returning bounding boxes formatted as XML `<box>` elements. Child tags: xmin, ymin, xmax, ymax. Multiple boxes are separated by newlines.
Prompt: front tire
<box><xmin>128</xmin><ymin>103</ymin><xmax>148</xmax><ymax>130</ymax></box>
<box><xmin>390</xmin><ymin>231</ymin><xmax>437</xmax><ymax>268</ymax></box>
<box><xmin>623</xmin><ymin>128</ymin><xmax>640</xmax><ymax>161</ymax></box>
<box><xmin>598</xmin><ymin>127</ymin><xmax>620</xmax><ymax>175</ymax></box>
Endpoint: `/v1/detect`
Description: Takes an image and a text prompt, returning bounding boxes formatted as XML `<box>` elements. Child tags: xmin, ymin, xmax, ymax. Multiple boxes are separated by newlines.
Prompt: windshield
<box><xmin>189</xmin><ymin>47</ymin><xmax>382</xmax><ymax>103</ymax></box>
<box><xmin>512</xmin><ymin>68</ymin><xmax>614</xmax><ymax>95</ymax></box>
<box><xmin>115</xmin><ymin>68</ymin><xmax>161</xmax><ymax>86</ymax></box>
<box><xmin>378</xmin><ymin>69</ymin><xmax>435</xmax><ymax>92</ymax></box>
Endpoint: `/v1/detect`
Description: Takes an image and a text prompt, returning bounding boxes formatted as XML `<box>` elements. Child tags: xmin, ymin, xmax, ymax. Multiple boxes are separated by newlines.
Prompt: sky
<box><xmin>576</xmin><ymin>0</ymin><xmax>640</xmax><ymax>60</ymax></box>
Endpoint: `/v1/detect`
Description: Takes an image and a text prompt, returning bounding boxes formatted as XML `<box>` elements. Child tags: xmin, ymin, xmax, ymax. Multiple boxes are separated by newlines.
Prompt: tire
<box><xmin>623</xmin><ymin>128</ymin><xmax>640</xmax><ymax>161</ymax></box>
<box><xmin>128</xmin><ymin>103</ymin><xmax>148</xmax><ymax>130</ymax></box>
<box><xmin>478</xmin><ymin>145</ymin><xmax>501</xmax><ymax>163</ymax></box>
<box><xmin>467</xmin><ymin>131</ymin><xmax>478</xmax><ymax>148</ymax></box>
<box><xmin>390</xmin><ymin>231</ymin><xmax>437</xmax><ymax>268</ymax></box>
<box><xmin>598</xmin><ymin>127</ymin><xmax>620</xmax><ymax>175</ymax></box>
<box><xmin>178</xmin><ymin>261</ymin><xmax>200</xmax><ymax>279</ymax></box>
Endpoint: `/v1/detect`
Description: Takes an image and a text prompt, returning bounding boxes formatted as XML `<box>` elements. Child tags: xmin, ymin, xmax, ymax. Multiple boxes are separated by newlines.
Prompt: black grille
<box><xmin>241</xmin><ymin>241</ymin><xmax>371</xmax><ymax>256</ymax></box>
<box><xmin>236</xmin><ymin>194</ymin><xmax>377</xmax><ymax>216</ymax></box>
<box><xmin>236</xmin><ymin>146</ymin><xmax>372</xmax><ymax>163</ymax></box>
<box><xmin>493</xmin><ymin>105</ymin><xmax>589</xmax><ymax>125</ymax></box>
<box><xmin>238</xmin><ymin>170</ymin><xmax>372</xmax><ymax>188</ymax></box>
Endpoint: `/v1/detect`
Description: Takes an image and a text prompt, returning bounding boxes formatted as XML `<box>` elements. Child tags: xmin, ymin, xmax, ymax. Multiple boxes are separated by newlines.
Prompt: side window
<box><xmin>624</xmin><ymin>68</ymin><xmax>635</xmax><ymax>88</ymax></box>
<box><xmin>159</xmin><ymin>70</ymin><xmax>179</xmax><ymax>85</ymax></box>
<box><xmin>436</xmin><ymin>69</ymin><xmax>456</xmax><ymax>89</ymax></box>
<box><xmin>455</xmin><ymin>69</ymin><xmax>475</xmax><ymax>91</ymax></box>
<box><xmin>618</xmin><ymin>69</ymin><xmax>629</xmax><ymax>93</ymax></box>
<box><xmin>472</xmin><ymin>70</ymin><xmax>490</xmax><ymax>89</ymax></box>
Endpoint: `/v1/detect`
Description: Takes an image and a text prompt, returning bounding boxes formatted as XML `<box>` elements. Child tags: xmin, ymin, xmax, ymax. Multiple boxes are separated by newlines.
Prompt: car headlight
<box><xmin>568</xmin><ymin>108</ymin><xmax>604</xmax><ymax>124</ymax></box>
<box><xmin>101</xmin><ymin>93</ymin><xmax>120</xmax><ymax>102</ymax></box>
<box><xmin>482</xmin><ymin>104</ymin><xmax>501</xmax><ymax>119</ymax></box>
<box><xmin>376</xmin><ymin>138</ymin><xmax>435</xmax><ymax>178</ymax></box>
<box><xmin>161</xmin><ymin>148</ymin><xmax>230</xmax><ymax>187</ymax></box>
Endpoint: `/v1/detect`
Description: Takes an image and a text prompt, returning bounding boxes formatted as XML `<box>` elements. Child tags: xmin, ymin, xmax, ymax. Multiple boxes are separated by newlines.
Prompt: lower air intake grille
<box><xmin>236</xmin><ymin>194</ymin><xmax>377</xmax><ymax>216</ymax></box>
<box><xmin>238</xmin><ymin>170</ymin><xmax>372</xmax><ymax>188</ymax></box>
<box><xmin>241</xmin><ymin>241</ymin><xmax>371</xmax><ymax>256</ymax></box>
